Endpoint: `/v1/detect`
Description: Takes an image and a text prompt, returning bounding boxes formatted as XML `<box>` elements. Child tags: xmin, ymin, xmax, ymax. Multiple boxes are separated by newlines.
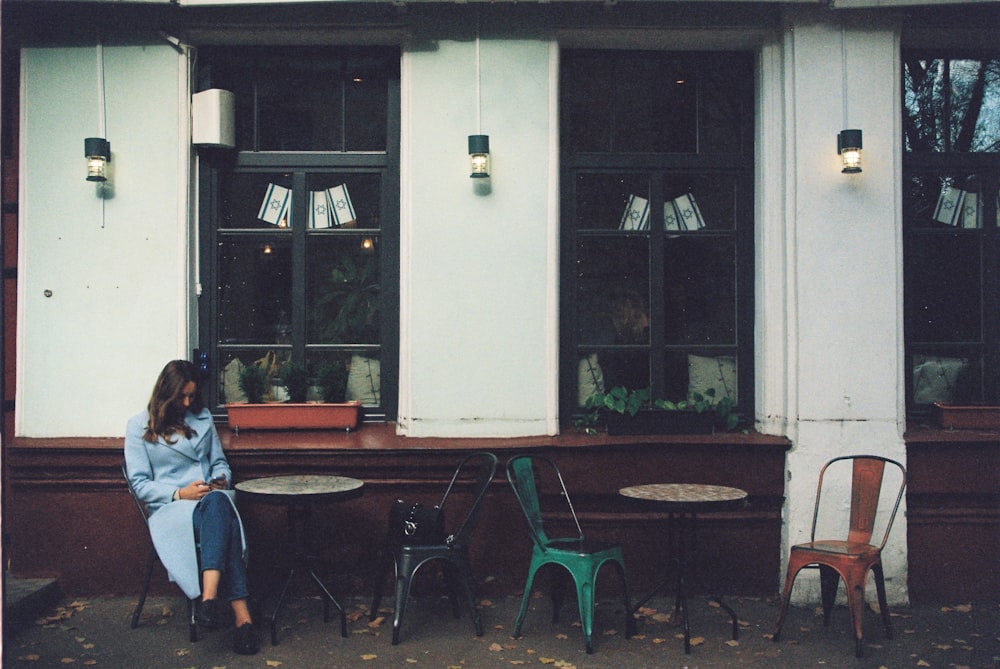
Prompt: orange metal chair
<box><xmin>772</xmin><ymin>455</ymin><xmax>906</xmax><ymax>657</ymax></box>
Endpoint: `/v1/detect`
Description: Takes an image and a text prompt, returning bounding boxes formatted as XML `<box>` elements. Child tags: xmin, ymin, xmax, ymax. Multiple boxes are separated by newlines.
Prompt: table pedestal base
<box><xmin>266</xmin><ymin>500</ymin><xmax>349</xmax><ymax>646</ymax></box>
<box><xmin>632</xmin><ymin>511</ymin><xmax>739</xmax><ymax>654</ymax></box>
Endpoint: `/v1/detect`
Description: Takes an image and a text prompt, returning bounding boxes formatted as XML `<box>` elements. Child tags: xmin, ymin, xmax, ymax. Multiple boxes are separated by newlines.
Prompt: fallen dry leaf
<box><xmin>725</xmin><ymin>639</ymin><xmax>740</xmax><ymax>647</ymax></box>
<box><xmin>360</xmin><ymin>654</ymin><xmax>378</xmax><ymax>661</ymax></box>
<box><xmin>539</xmin><ymin>658</ymin><xmax>556</xmax><ymax>664</ymax></box>
<box><xmin>489</xmin><ymin>643</ymin><xmax>503</xmax><ymax>652</ymax></box>
<box><xmin>917</xmin><ymin>660</ymin><xmax>930</xmax><ymax>667</ymax></box>
<box><xmin>368</xmin><ymin>616</ymin><xmax>385</xmax><ymax>628</ymax></box>
<box><xmin>266</xmin><ymin>660</ymin><xmax>282</xmax><ymax>667</ymax></box>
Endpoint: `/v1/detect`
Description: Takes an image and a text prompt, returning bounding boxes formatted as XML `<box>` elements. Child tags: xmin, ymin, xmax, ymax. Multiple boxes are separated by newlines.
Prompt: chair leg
<box><xmin>187</xmin><ymin>598</ymin><xmax>198</xmax><ymax>643</ymax></box>
<box><xmin>616</xmin><ymin>560</ymin><xmax>635</xmax><ymax>639</ymax></box>
<box><xmin>845</xmin><ymin>579</ymin><xmax>866</xmax><ymax>658</ymax></box>
<box><xmin>872</xmin><ymin>562</ymin><xmax>893</xmax><ymax>639</ymax></box>
<box><xmin>370</xmin><ymin>550</ymin><xmax>393</xmax><ymax>621</ymax></box>
<box><xmin>772</xmin><ymin>562</ymin><xmax>801</xmax><ymax>642</ymax></box>
<box><xmin>819</xmin><ymin>565</ymin><xmax>840</xmax><ymax>627</ymax></box>
<box><xmin>391</xmin><ymin>553</ymin><xmax>417</xmax><ymax>645</ymax></box>
<box><xmin>574</xmin><ymin>574</ymin><xmax>596</xmax><ymax>654</ymax></box>
<box><xmin>450</xmin><ymin>557</ymin><xmax>484</xmax><ymax>637</ymax></box>
<box><xmin>130</xmin><ymin>548</ymin><xmax>157</xmax><ymax>629</ymax></box>
<box><xmin>513</xmin><ymin>562</ymin><xmax>542</xmax><ymax>638</ymax></box>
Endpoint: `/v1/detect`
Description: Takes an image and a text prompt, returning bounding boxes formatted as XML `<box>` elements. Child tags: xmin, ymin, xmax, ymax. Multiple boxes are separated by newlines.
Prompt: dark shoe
<box><xmin>233</xmin><ymin>622</ymin><xmax>260</xmax><ymax>655</ymax></box>
<box><xmin>196</xmin><ymin>598</ymin><xmax>223</xmax><ymax>630</ymax></box>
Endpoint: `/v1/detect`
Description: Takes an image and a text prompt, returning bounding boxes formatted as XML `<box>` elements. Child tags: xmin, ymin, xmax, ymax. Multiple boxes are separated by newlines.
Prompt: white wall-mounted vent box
<box><xmin>192</xmin><ymin>89</ymin><xmax>235</xmax><ymax>148</ymax></box>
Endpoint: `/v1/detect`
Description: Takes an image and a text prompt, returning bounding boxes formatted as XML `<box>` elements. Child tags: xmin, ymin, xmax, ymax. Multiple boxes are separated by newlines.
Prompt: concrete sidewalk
<box><xmin>5</xmin><ymin>589</ymin><xmax>999</xmax><ymax>669</ymax></box>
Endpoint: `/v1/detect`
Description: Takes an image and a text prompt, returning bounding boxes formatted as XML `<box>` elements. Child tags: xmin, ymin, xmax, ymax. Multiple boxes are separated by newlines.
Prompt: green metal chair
<box><xmin>505</xmin><ymin>455</ymin><xmax>633</xmax><ymax>654</ymax></box>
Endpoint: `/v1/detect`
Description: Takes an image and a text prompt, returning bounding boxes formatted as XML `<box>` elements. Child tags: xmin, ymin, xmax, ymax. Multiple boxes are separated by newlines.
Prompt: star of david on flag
<box><xmin>309</xmin><ymin>190</ymin><xmax>333</xmax><ymax>229</ymax></box>
<box><xmin>666</xmin><ymin>193</ymin><xmax>706</xmax><ymax>231</ymax></box>
<box><xmin>257</xmin><ymin>183</ymin><xmax>291</xmax><ymax>226</ymax></box>
<box><xmin>619</xmin><ymin>194</ymin><xmax>650</xmax><ymax>231</ymax></box>
<box><xmin>933</xmin><ymin>184</ymin><xmax>965</xmax><ymax>227</ymax></box>
<box><xmin>326</xmin><ymin>184</ymin><xmax>357</xmax><ymax>227</ymax></box>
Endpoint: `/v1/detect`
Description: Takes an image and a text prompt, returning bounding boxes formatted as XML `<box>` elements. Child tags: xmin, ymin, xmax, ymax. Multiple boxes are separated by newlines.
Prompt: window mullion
<box><xmin>291</xmin><ymin>171</ymin><xmax>308</xmax><ymax>364</ymax></box>
<box><xmin>648</xmin><ymin>174</ymin><xmax>666</xmax><ymax>400</ymax></box>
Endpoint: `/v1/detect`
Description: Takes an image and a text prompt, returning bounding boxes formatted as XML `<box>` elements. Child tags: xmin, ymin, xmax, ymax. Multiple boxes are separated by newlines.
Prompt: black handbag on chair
<box><xmin>388</xmin><ymin>499</ymin><xmax>445</xmax><ymax>545</ymax></box>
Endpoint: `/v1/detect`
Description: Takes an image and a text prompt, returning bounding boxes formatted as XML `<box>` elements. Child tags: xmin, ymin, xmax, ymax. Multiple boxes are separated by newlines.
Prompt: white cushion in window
<box><xmin>222</xmin><ymin>358</ymin><xmax>247</xmax><ymax>404</ymax></box>
<box><xmin>577</xmin><ymin>353</ymin><xmax>606</xmax><ymax>407</ymax></box>
<box><xmin>346</xmin><ymin>354</ymin><xmax>381</xmax><ymax>405</ymax></box>
<box><xmin>912</xmin><ymin>355</ymin><xmax>968</xmax><ymax>404</ymax></box>
<box><xmin>687</xmin><ymin>355</ymin><xmax>737</xmax><ymax>404</ymax></box>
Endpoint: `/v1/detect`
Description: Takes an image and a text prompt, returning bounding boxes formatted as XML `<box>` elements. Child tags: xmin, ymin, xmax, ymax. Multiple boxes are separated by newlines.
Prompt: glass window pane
<box><xmin>307</xmin><ymin>236</ymin><xmax>380</xmax><ymax>345</ymax></box>
<box><xmin>257</xmin><ymin>57</ymin><xmax>344</xmax><ymax>151</ymax></box>
<box><xmin>306</xmin><ymin>173</ymin><xmax>381</xmax><ymax>230</ymax></box>
<box><xmin>576</xmin><ymin>237</ymin><xmax>649</xmax><ymax>344</ymax></box>
<box><xmin>563</xmin><ymin>52</ymin><xmax>614</xmax><ymax>153</ymax></box>
<box><xmin>911</xmin><ymin>353</ymin><xmax>979</xmax><ymax>405</ymax></box>
<box><xmin>614</xmin><ymin>56</ymin><xmax>696</xmax><ymax>153</ymax></box>
<box><xmin>218</xmin><ymin>238</ymin><xmax>292</xmax><ymax>345</ymax></box>
<box><xmin>904</xmin><ymin>57</ymin><xmax>1000</xmax><ymax>153</ymax></box>
<box><xmin>217</xmin><ymin>349</ymin><xmax>293</xmax><ymax>404</ymax></box>
<box><xmin>663</xmin><ymin>174</ymin><xmax>737</xmax><ymax>231</ymax></box>
<box><xmin>663</xmin><ymin>237</ymin><xmax>736</xmax><ymax>346</ymax></box>
<box><xmin>700</xmin><ymin>54</ymin><xmax>751</xmax><ymax>154</ymax></box>
<box><xmin>221</xmin><ymin>172</ymin><xmax>294</xmax><ymax>230</ymax></box>
<box><xmin>905</xmin><ymin>234</ymin><xmax>981</xmax><ymax>342</ymax></box>
<box><xmin>345</xmin><ymin>75</ymin><xmax>388</xmax><ymax>151</ymax></box>
<box><xmin>575</xmin><ymin>174</ymin><xmax>650</xmax><ymax>231</ymax></box>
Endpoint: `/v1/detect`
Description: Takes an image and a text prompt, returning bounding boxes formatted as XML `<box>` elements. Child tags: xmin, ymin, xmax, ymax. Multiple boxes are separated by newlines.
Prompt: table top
<box><xmin>619</xmin><ymin>483</ymin><xmax>748</xmax><ymax>512</ymax></box>
<box><xmin>235</xmin><ymin>474</ymin><xmax>364</xmax><ymax>502</ymax></box>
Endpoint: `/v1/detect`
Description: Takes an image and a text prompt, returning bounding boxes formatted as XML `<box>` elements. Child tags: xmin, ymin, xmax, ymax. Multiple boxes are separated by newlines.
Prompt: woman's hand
<box><xmin>177</xmin><ymin>480</ymin><xmax>213</xmax><ymax>501</ymax></box>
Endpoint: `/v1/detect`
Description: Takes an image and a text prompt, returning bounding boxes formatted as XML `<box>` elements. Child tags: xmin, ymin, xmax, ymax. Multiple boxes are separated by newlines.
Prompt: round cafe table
<box><xmin>619</xmin><ymin>483</ymin><xmax>748</xmax><ymax>654</ymax></box>
<box><xmin>236</xmin><ymin>474</ymin><xmax>364</xmax><ymax>646</ymax></box>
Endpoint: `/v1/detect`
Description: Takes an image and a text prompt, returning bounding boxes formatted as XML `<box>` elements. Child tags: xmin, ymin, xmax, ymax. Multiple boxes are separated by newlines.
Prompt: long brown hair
<box><xmin>143</xmin><ymin>360</ymin><xmax>204</xmax><ymax>443</ymax></box>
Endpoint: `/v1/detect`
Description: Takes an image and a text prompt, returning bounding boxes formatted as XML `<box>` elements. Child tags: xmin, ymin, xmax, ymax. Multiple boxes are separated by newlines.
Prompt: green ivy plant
<box><xmin>576</xmin><ymin>386</ymin><xmax>739</xmax><ymax>434</ymax></box>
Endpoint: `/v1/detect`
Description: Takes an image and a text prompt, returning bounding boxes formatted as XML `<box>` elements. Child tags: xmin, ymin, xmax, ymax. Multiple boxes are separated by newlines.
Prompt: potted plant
<box><xmin>226</xmin><ymin>358</ymin><xmax>362</xmax><ymax>432</ymax></box>
<box><xmin>577</xmin><ymin>386</ymin><xmax>738</xmax><ymax>435</ymax></box>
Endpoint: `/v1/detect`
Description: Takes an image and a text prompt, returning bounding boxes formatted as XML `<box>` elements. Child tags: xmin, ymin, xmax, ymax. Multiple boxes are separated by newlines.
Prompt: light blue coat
<box><xmin>124</xmin><ymin>408</ymin><xmax>246</xmax><ymax>599</ymax></box>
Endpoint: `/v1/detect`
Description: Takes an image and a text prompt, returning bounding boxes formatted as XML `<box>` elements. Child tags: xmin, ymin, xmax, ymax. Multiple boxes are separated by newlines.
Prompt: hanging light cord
<box><xmin>475</xmin><ymin>17</ymin><xmax>482</xmax><ymax>135</ymax></box>
<box><xmin>97</xmin><ymin>41</ymin><xmax>107</xmax><ymax>227</ymax></box>
<box><xmin>840</xmin><ymin>25</ymin><xmax>848</xmax><ymax>128</ymax></box>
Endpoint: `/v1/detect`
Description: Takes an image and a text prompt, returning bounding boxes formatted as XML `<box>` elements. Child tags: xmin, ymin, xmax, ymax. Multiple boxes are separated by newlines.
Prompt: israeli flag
<box><xmin>327</xmin><ymin>184</ymin><xmax>357</xmax><ymax>227</ymax></box>
<box><xmin>257</xmin><ymin>183</ymin><xmax>291</xmax><ymax>227</ymax></box>
<box><xmin>961</xmin><ymin>191</ymin><xmax>982</xmax><ymax>229</ymax></box>
<box><xmin>309</xmin><ymin>190</ymin><xmax>334</xmax><ymax>229</ymax></box>
<box><xmin>669</xmin><ymin>193</ymin><xmax>706</xmax><ymax>231</ymax></box>
<box><xmin>619</xmin><ymin>194</ymin><xmax>650</xmax><ymax>231</ymax></box>
<box><xmin>933</xmin><ymin>185</ymin><xmax>965</xmax><ymax>226</ymax></box>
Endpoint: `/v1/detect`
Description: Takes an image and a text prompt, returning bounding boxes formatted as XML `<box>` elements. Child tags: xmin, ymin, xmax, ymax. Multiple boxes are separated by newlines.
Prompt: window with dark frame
<box><xmin>196</xmin><ymin>47</ymin><xmax>400</xmax><ymax>419</ymax></box>
<box><xmin>903</xmin><ymin>52</ymin><xmax>1000</xmax><ymax>416</ymax></box>
<box><xmin>560</xmin><ymin>50</ymin><xmax>755</xmax><ymax>423</ymax></box>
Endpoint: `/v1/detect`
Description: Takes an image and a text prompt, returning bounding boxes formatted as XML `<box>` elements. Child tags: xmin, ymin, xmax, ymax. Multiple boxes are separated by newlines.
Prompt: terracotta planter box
<box><xmin>933</xmin><ymin>403</ymin><xmax>1000</xmax><ymax>430</ymax></box>
<box><xmin>225</xmin><ymin>401</ymin><xmax>362</xmax><ymax>431</ymax></box>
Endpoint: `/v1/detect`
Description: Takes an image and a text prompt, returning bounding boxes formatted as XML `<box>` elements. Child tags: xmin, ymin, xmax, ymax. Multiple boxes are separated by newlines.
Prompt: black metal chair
<box><xmin>122</xmin><ymin>464</ymin><xmax>198</xmax><ymax>642</ymax></box>
<box><xmin>369</xmin><ymin>452</ymin><xmax>499</xmax><ymax>644</ymax></box>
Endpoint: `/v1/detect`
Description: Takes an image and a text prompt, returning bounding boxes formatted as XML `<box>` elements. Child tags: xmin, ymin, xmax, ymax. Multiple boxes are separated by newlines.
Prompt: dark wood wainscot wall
<box><xmin>904</xmin><ymin>427</ymin><xmax>1000</xmax><ymax>604</ymax></box>
<box><xmin>5</xmin><ymin>426</ymin><xmax>790</xmax><ymax>601</ymax></box>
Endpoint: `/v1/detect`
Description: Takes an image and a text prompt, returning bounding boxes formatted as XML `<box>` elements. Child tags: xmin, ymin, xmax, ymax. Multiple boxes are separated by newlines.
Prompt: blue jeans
<box><xmin>193</xmin><ymin>491</ymin><xmax>249</xmax><ymax>602</ymax></box>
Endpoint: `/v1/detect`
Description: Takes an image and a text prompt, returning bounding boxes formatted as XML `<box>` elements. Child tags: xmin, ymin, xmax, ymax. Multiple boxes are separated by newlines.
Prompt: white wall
<box><xmin>769</xmin><ymin>9</ymin><xmax>908</xmax><ymax>604</ymax></box>
<box><xmin>17</xmin><ymin>44</ymin><xmax>191</xmax><ymax>437</ymax></box>
<box><xmin>398</xmin><ymin>38</ymin><xmax>557</xmax><ymax>437</ymax></box>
